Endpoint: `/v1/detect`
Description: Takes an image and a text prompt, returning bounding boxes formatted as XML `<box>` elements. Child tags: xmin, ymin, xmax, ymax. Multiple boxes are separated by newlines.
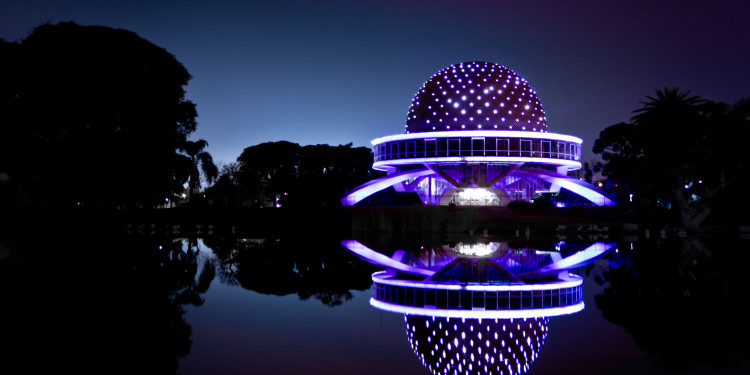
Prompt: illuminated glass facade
<box><xmin>373</xmin><ymin>134</ymin><xmax>581</xmax><ymax>163</ymax></box>
<box><xmin>341</xmin><ymin>61</ymin><xmax>615</xmax><ymax>207</ymax></box>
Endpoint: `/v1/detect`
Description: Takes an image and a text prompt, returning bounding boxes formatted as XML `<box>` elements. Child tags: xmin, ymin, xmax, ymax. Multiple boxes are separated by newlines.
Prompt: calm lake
<box><xmin>2</xmin><ymin>226</ymin><xmax>749</xmax><ymax>374</ymax></box>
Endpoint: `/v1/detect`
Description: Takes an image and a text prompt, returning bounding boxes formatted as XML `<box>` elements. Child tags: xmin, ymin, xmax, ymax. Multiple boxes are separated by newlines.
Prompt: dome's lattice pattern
<box><xmin>406</xmin><ymin>315</ymin><xmax>548</xmax><ymax>375</ymax></box>
<box><xmin>406</xmin><ymin>62</ymin><xmax>547</xmax><ymax>133</ymax></box>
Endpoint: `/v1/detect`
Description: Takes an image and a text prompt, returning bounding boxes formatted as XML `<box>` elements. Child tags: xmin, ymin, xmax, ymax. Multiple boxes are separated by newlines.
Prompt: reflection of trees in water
<box><xmin>0</xmin><ymin>228</ymin><xmax>213</xmax><ymax>374</ymax></box>
<box><xmin>203</xmin><ymin>236</ymin><xmax>378</xmax><ymax>306</ymax></box>
<box><xmin>594</xmin><ymin>236</ymin><xmax>750</xmax><ymax>369</ymax></box>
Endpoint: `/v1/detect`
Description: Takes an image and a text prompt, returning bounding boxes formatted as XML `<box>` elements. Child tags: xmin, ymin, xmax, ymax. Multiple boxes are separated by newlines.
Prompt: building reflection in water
<box><xmin>405</xmin><ymin>315</ymin><xmax>547</xmax><ymax>375</ymax></box>
<box><xmin>342</xmin><ymin>239</ymin><xmax>615</xmax><ymax>375</ymax></box>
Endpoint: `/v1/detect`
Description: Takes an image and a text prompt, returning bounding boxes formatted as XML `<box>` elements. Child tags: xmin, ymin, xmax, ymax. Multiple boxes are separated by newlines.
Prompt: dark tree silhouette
<box><xmin>236</xmin><ymin>140</ymin><xmax>300</xmax><ymax>207</ymax></box>
<box><xmin>177</xmin><ymin>138</ymin><xmax>218</xmax><ymax>202</ymax></box>
<box><xmin>593</xmin><ymin>88</ymin><xmax>750</xmax><ymax>230</ymax></box>
<box><xmin>228</xmin><ymin>141</ymin><xmax>377</xmax><ymax>208</ymax></box>
<box><xmin>204</xmin><ymin>162</ymin><xmax>244</xmax><ymax>207</ymax></box>
<box><xmin>202</xmin><ymin>236</ymin><xmax>378</xmax><ymax>306</ymax></box>
<box><xmin>293</xmin><ymin>142</ymin><xmax>375</xmax><ymax>207</ymax></box>
<box><xmin>0</xmin><ymin>22</ymin><xmax>203</xmax><ymax>208</ymax></box>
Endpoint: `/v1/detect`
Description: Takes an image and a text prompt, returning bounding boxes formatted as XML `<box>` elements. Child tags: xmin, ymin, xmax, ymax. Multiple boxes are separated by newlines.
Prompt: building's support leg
<box><xmin>424</xmin><ymin>164</ymin><xmax>462</xmax><ymax>187</ymax></box>
<box><xmin>513</xmin><ymin>167</ymin><xmax>616</xmax><ymax>206</ymax></box>
<box><xmin>548</xmin><ymin>166</ymin><xmax>569</xmax><ymax>193</ymax></box>
<box><xmin>340</xmin><ymin>168</ymin><xmax>435</xmax><ymax>206</ymax></box>
<box><xmin>486</xmin><ymin>164</ymin><xmax>521</xmax><ymax>188</ymax></box>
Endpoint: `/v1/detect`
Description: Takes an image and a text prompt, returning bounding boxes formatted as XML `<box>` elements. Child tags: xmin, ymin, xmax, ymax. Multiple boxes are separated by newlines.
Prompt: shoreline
<box><xmin>5</xmin><ymin>205</ymin><xmax>745</xmax><ymax>240</ymax></box>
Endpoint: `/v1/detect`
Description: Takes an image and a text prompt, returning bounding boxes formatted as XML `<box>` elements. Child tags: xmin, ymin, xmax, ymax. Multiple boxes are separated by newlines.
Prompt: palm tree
<box><xmin>179</xmin><ymin>139</ymin><xmax>218</xmax><ymax>202</ymax></box>
<box><xmin>631</xmin><ymin>87</ymin><xmax>704</xmax><ymax>124</ymax></box>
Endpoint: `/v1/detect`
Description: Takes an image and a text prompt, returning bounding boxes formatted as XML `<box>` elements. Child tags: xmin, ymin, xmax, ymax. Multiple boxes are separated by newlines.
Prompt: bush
<box><xmin>507</xmin><ymin>200</ymin><xmax>535</xmax><ymax>210</ymax></box>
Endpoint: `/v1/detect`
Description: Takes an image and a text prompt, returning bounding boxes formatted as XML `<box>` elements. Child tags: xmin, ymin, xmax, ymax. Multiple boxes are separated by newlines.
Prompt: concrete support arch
<box><xmin>341</xmin><ymin>168</ymin><xmax>435</xmax><ymax>206</ymax></box>
<box><xmin>514</xmin><ymin>168</ymin><xmax>615</xmax><ymax>206</ymax></box>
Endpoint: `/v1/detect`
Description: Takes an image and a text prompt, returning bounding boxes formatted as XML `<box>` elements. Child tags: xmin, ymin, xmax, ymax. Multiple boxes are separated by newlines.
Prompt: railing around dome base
<box><xmin>370</xmin><ymin>271</ymin><xmax>585</xmax><ymax>319</ymax></box>
<box><xmin>372</xmin><ymin>131</ymin><xmax>581</xmax><ymax>164</ymax></box>
<box><xmin>372</xmin><ymin>276</ymin><xmax>583</xmax><ymax>311</ymax></box>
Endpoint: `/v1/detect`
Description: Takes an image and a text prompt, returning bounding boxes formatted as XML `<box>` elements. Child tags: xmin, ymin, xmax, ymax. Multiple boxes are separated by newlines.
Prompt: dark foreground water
<box><xmin>2</xmin><ymin>227</ymin><xmax>749</xmax><ymax>375</ymax></box>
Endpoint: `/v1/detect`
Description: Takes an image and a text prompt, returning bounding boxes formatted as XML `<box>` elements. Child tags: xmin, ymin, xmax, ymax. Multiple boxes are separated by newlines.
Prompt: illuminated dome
<box><xmin>406</xmin><ymin>316</ymin><xmax>548</xmax><ymax>375</ymax></box>
<box><xmin>405</xmin><ymin>62</ymin><xmax>547</xmax><ymax>133</ymax></box>
<box><xmin>341</xmin><ymin>61</ymin><xmax>617</xmax><ymax>208</ymax></box>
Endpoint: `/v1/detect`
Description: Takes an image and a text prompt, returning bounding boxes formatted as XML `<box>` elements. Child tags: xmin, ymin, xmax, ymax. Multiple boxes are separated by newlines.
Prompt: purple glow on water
<box><xmin>340</xmin><ymin>240</ymin><xmax>434</xmax><ymax>276</ymax></box>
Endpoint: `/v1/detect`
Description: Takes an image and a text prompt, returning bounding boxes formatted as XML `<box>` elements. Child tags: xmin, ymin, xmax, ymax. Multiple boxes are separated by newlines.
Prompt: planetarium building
<box><xmin>341</xmin><ymin>61</ymin><xmax>613</xmax><ymax>207</ymax></box>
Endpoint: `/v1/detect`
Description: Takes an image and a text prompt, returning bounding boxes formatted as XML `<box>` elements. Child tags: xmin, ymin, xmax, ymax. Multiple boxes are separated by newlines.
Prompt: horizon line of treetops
<box><xmin>1</xmin><ymin>22</ymin><xmax>748</xmax><ymax>231</ymax></box>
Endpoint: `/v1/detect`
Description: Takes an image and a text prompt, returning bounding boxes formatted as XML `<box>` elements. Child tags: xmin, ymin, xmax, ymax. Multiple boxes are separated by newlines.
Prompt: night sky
<box><xmin>2</xmin><ymin>0</ymin><xmax>749</xmax><ymax>167</ymax></box>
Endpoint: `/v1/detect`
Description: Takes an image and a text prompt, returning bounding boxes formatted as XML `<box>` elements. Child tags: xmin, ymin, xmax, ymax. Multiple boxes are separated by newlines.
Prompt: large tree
<box><xmin>0</xmin><ymin>22</ymin><xmax>202</xmax><ymax>208</ymax></box>
<box><xmin>236</xmin><ymin>141</ymin><xmax>300</xmax><ymax>207</ymax></box>
<box><xmin>230</xmin><ymin>141</ymin><xmax>376</xmax><ymax>208</ymax></box>
<box><xmin>593</xmin><ymin>88</ymin><xmax>749</xmax><ymax>230</ymax></box>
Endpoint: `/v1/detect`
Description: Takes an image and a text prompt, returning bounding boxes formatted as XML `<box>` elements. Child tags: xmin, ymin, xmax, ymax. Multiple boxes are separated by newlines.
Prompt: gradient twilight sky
<box><xmin>2</xmin><ymin>0</ymin><xmax>749</xmax><ymax>167</ymax></box>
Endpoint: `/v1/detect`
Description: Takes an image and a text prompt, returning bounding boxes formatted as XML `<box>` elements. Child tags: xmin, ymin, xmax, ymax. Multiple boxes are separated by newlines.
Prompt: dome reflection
<box><xmin>406</xmin><ymin>315</ymin><xmax>547</xmax><ymax>375</ymax></box>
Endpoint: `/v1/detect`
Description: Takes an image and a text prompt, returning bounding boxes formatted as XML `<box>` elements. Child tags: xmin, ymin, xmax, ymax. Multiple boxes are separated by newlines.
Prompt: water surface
<box><xmin>2</xmin><ymin>230</ymin><xmax>748</xmax><ymax>374</ymax></box>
